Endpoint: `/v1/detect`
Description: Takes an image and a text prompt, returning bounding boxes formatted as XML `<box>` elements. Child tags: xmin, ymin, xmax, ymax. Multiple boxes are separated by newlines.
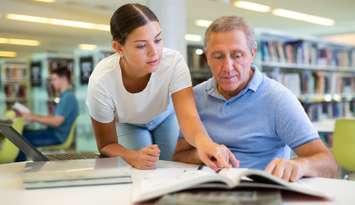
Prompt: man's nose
<box><xmin>222</xmin><ymin>56</ymin><xmax>233</xmax><ymax>71</ymax></box>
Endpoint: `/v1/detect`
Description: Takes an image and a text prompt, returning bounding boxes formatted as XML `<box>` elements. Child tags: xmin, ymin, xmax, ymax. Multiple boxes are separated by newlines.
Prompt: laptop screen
<box><xmin>0</xmin><ymin>121</ymin><xmax>48</xmax><ymax>161</ymax></box>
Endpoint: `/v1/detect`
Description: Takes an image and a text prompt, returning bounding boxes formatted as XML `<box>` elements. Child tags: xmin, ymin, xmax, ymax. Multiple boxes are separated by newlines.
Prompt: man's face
<box><xmin>50</xmin><ymin>74</ymin><xmax>63</xmax><ymax>91</ymax></box>
<box><xmin>205</xmin><ymin>30</ymin><xmax>256</xmax><ymax>98</ymax></box>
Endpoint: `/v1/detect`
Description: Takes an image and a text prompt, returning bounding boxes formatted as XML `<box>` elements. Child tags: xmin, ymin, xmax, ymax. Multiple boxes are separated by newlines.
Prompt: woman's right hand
<box><xmin>126</xmin><ymin>144</ymin><xmax>160</xmax><ymax>169</ymax></box>
<box><xmin>196</xmin><ymin>137</ymin><xmax>239</xmax><ymax>171</ymax></box>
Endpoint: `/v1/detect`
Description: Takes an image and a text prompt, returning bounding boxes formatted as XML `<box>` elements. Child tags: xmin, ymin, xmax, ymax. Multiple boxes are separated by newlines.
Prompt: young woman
<box><xmin>86</xmin><ymin>3</ymin><xmax>237</xmax><ymax>169</ymax></box>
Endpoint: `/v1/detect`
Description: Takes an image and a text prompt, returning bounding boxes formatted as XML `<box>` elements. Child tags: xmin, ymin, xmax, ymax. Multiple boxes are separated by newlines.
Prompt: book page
<box><xmin>12</xmin><ymin>102</ymin><xmax>30</xmax><ymax>114</ymax></box>
<box><xmin>218</xmin><ymin>168</ymin><xmax>331</xmax><ymax>199</ymax></box>
<box><xmin>131</xmin><ymin>167</ymin><xmax>227</xmax><ymax>203</ymax></box>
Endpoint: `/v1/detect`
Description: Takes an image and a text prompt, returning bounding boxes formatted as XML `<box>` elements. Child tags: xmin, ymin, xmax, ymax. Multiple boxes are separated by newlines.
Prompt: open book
<box><xmin>23</xmin><ymin>157</ymin><xmax>132</xmax><ymax>189</ymax></box>
<box><xmin>131</xmin><ymin>162</ymin><xmax>332</xmax><ymax>203</ymax></box>
<box><xmin>12</xmin><ymin>102</ymin><xmax>30</xmax><ymax>114</ymax></box>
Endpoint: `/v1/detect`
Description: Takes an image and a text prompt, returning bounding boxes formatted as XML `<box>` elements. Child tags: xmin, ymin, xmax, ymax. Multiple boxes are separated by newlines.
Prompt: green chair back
<box><xmin>332</xmin><ymin>118</ymin><xmax>355</xmax><ymax>172</ymax></box>
<box><xmin>41</xmin><ymin>118</ymin><xmax>78</xmax><ymax>151</ymax></box>
<box><xmin>0</xmin><ymin>111</ymin><xmax>25</xmax><ymax>163</ymax></box>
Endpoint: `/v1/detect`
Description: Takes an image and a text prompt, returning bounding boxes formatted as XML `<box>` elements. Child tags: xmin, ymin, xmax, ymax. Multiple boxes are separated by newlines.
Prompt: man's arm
<box><xmin>265</xmin><ymin>139</ymin><xmax>338</xmax><ymax>181</ymax></box>
<box><xmin>173</xmin><ymin>138</ymin><xmax>202</xmax><ymax>164</ymax></box>
<box><xmin>22</xmin><ymin>112</ymin><xmax>64</xmax><ymax>127</ymax></box>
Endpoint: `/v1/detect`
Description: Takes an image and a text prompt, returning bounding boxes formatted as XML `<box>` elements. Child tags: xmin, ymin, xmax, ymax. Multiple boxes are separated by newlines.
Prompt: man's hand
<box><xmin>126</xmin><ymin>144</ymin><xmax>160</xmax><ymax>170</ymax></box>
<box><xmin>196</xmin><ymin>138</ymin><xmax>239</xmax><ymax>171</ymax></box>
<box><xmin>20</xmin><ymin>112</ymin><xmax>35</xmax><ymax>123</ymax></box>
<box><xmin>265</xmin><ymin>158</ymin><xmax>304</xmax><ymax>182</ymax></box>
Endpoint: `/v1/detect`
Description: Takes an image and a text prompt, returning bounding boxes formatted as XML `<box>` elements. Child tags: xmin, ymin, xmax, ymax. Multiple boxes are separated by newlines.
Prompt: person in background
<box><xmin>173</xmin><ymin>16</ymin><xmax>337</xmax><ymax>181</ymax></box>
<box><xmin>19</xmin><ymin>65</ymin><xmax>79</xmax><ymax>147</ymax></box>
<box><xmin>86</xmin><ymin>3</ymin><xmax>238</xmax><ymax>170</ymax></box>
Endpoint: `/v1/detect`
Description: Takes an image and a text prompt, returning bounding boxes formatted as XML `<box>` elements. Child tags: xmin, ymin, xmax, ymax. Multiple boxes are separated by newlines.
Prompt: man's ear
<box><xmin>251</xmin><ymin>42</ymin><xmax>257</xmax><ymax>58</ymax></box>
<box><xmin>112</xmin><ymin>40</ymin><xmax>123</xmax><ymax>54</ymax></box>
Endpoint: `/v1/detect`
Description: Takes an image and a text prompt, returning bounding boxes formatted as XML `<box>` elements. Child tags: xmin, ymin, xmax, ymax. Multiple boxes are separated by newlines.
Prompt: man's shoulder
<box><xmin>193</xmin><ymin>79</ymin><xmax>212</xmax><ymax>95</ymax></box>
<box><xmin>260</xmin><ymin>75</ymin><xmax>292</xmax><ymax>97</ymax></box>
<box><xmin>259</xmin><ymin>76</ymin><xmax>300</xmax><ymax>108</ymax></box>
<box><xmin>61</xmin><ymin>91</ymin><xmax>78</xmax><ymax>103</ymax></box>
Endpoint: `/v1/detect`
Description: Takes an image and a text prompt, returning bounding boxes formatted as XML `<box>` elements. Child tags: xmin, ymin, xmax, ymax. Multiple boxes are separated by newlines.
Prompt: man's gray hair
<box><xmin>204</xmin><ymin>16</ymin><xmax>257</xmax><ymax>51</ymax></box>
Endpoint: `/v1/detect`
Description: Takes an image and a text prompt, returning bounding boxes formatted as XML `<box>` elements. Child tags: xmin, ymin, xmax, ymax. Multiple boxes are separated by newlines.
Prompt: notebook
<box><xmin>23</xmin><ymin>157</ymin><xmax>132</xmax><ymax>189</ymax></box>
<box><xmin>0</xmin><ymin>120</ymin><xmax>98</xmax><ymax>161</ymax></box>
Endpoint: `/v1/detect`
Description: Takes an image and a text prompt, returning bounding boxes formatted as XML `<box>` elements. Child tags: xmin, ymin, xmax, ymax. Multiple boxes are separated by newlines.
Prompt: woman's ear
<box><xmin>112</xmin><ymin>40</ymin><xmax>123</xmax><ymax>55</ymax></box>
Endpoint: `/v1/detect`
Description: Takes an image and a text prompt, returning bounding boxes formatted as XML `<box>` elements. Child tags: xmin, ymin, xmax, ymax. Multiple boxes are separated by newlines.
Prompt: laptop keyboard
<box><xmin>46</xmin><ymin>152</ymin><xmax>99</xmax><ymax>161</ymax></box>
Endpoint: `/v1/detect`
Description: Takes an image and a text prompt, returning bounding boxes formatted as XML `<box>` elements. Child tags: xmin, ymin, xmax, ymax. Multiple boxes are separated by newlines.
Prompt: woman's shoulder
<box><xmin>95</xmin><ymin>53</ymin><xmax>119</xmax><ymax>71</ymax></box>
<box><xmin>161</xmin><ymin>47</ymin><xmax>183</xmax><ymax>61</ymax></box>
<box><xmin>90</xmin><ymin>53</ymin><xmax>120</xmax><ymax>82</ymax></box>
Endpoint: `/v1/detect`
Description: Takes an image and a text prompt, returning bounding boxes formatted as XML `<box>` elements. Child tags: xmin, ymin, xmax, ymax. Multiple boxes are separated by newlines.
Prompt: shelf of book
<box><xmin>0</xmin><ymin>61</ymin><xmax>30</xmax><ymax>114</ymax></box>
<box><xmin>257</xmin><ymin>30</ymin><xmax>355</xmax><ymax>121</ymax></box>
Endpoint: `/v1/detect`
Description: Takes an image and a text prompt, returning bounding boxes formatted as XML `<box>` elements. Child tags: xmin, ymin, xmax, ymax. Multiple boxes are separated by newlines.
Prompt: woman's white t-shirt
<box><xmin>86</xmin><ymin>48</ymin><xmax>192</xmax><ymax>124</ymax></box>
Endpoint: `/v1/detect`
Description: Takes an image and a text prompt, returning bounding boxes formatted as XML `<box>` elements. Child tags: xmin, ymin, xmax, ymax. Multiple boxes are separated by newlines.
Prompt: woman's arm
<box><xmin>173</xmin><ymin>138</ymin><xmax>202</xmax><ymax>164</ymax></box>
<box><xmin>91</xmin><ymin>118</ymin><xmax>160</xmax><ymax>169</ymax></box>
<box><xmin>172</xmin><ymin>87</ymin><xmax>239</xmax><ymax>170</ymax></box>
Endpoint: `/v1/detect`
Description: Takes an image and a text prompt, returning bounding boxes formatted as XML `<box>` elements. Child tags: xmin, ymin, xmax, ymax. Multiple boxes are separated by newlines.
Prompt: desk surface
<box><xmin>1</xmin><ymin>160</ymin><xmax>355</xmax><ymax>205</ymax></box>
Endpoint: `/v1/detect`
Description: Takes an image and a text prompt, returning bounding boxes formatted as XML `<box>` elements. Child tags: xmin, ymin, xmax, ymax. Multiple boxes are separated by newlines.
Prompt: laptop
<box><xmin>0</xmin><ymin>120</ymin><xmax>99</xmax><ymax>161</ymax></box>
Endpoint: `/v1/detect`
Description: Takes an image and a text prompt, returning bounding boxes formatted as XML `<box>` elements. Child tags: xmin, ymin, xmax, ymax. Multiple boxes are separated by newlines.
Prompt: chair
<box><xmin>0</xmin><ymin>111</ymin><xmax>25</xmax><ymax>163</ymax></box>
<box><xmin>40</xmin><ymin>118</ymin><xmax>78</xmax><ymax>151</ymax></box>
<box><xmin>332</xmin><ymin>118</ymin><xmax>355</xmax><ymax>179</ymax></box>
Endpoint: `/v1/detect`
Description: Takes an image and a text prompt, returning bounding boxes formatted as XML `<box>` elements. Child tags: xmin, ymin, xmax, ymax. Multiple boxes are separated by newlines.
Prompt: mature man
<box><xmin>173</xmin><ymin>16</ymin><xmax>337</xmax><ymax>181</ymax></box>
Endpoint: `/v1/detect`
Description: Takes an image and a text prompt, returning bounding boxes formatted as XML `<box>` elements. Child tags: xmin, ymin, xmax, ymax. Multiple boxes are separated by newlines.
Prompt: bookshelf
<box><xmin>28</xmin><ymin>53</ymin><xmax>74</xmax><ymax>133</ymax></box>
<box><xmin>0</xmin><ymin>61</ymin><xmax>30</xmax><ymax>114</ymax></box>
<box><xmin>256</xmin><ymin>29</ymin><xmax>355</xmax><ymax>121</ymax></box>
<box><xmin>186</xmin><ymin>30</ymin><xmax>355</xmax><ymax>122</ymax></box>
<box><xmin>30</xmin><ymin>53</ymin><xmax>74</xmax><ymax>116</ymax></box>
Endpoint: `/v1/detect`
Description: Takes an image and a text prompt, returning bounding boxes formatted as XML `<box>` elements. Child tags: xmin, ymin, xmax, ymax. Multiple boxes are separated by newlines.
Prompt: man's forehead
<box><xmin>206</xmin><ymin>45</ymin><xmax>242</xmax><ymax>53</ymax></box>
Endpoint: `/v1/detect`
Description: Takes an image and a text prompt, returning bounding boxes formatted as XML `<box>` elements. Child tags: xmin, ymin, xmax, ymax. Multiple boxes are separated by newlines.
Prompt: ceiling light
<box><xmin>185</xmin><ymin>34</ymin><xmax>202</xmax><ymax>42</ymax></box>
<box><xmin>234</xmin><ymin>1</ymin><xmax>271</xmax><ymax>13</ymax></box>
<box><xmin>79</xmin><ymin>44</ymin><xmax>97</xmax><ymax>50</ymax></box>
<box><xmin>0</xmin><ymin>37</ymin><xmax>40</xmax><ymax>46</ymax></box>
<box><xmin>6</xmin><ymin>13</ymin><xmax>110</xmax><ymax>31</ymax></box>
<box><xmin>272</xmin><ymin>9</ymin><xmax>335</xmax><ymax>26</ymax></box>
<box><xmin>34</xmin><ymin>0</ymin><xmax>55</xmax><ymax>3</ymax></box>
<box><xmin>195</xmin><ymin>19</ymin><xmax>212</xmax><ymax>28</ymax></box>
<box><xmin>0</xmin><ymin>51</ymin><xmax>17</xmax><ymax>58</ymax></box>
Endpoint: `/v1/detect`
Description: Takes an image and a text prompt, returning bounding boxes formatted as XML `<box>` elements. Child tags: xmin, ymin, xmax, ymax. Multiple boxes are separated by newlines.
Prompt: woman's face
<box><xmin>113</xmin><ymin>21</ymin><xmax>163</xmax><ymax>76</ymax></box>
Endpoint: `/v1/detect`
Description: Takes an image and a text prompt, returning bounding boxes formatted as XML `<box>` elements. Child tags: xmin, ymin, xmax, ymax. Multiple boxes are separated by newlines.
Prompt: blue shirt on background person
<box><xmin>54</xmin><ymin>89</ymin><xmax>79</xmax><ymax>142</ymax></box>
<box><xmin>193</xmin><ymin>67</ymin><xmax>319</xmax><ymax>169</ymax></box>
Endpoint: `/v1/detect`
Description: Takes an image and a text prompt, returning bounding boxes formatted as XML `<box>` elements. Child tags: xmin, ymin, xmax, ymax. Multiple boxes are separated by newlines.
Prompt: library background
<box><xmin>0</xmin><ymin>0</ymin><xmax>354</xmax><ymax>171</ymax></box>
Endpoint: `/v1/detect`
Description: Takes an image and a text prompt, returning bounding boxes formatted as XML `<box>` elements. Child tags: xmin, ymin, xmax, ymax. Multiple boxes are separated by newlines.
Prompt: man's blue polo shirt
<box><xmin>193</xmin><ymin>67</ymin><xmax>319</xmax><ymax>170</ymax></box>
<box><xmin>54</xmin><ymin>89</ymin><xmax>79</xmax><ymax>142</ymax></box>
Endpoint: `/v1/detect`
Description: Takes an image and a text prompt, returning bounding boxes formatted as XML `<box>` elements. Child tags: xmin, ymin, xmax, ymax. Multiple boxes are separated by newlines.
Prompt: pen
<box><xmin>197</xmin><ymin>164</ymin><xmax>204</xmax><ymax>170</ymax></box>
<box><xmin>197</xmin><ymin>165</ymin><xmax>222</xmax><ymax>173</ymax></box>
